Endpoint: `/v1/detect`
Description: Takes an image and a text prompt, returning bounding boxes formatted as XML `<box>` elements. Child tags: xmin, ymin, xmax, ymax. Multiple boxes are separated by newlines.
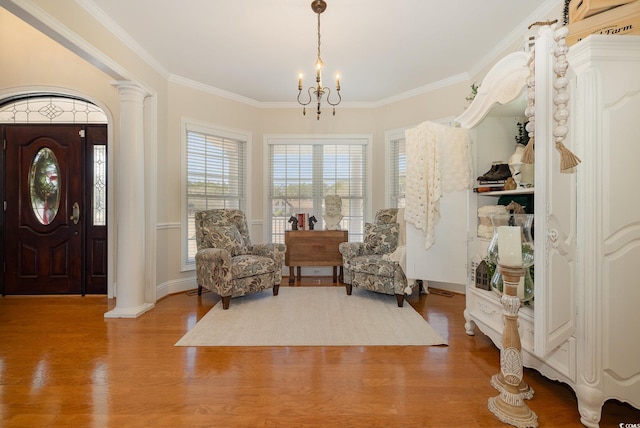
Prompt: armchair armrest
<box><xmin>339</xmin><ymin>242</ymin><xmax>364</xmax><ymax>259</ymax></box>
<box><xmin>195</xmin><ymin>247</ymin><xmax>232</xmax><ymax>283</ymax></box>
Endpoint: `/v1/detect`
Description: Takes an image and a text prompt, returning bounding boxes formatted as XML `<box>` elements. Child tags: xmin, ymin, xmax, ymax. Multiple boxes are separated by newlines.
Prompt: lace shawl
<box><xmin>405</xmin><ymin>121</ymin><xmax>472</xmax><ymax>249</ymax></box>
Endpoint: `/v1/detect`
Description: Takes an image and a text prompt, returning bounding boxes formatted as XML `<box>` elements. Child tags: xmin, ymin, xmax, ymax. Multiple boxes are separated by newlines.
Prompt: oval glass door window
<box><xmin>29</xmin><ymin>147</ymin><xmax>60</xmax><ymax>225</ymax></box>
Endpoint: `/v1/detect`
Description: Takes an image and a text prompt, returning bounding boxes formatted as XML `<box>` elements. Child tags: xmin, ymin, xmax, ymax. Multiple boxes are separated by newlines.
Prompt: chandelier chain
<box><xmin>317</xmin><ymin>12</ymin><xmax>322</xmax><ymax>65</ymax></box>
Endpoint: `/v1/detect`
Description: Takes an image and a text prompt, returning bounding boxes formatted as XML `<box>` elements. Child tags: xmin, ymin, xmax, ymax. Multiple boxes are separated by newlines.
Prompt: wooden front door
<box><xmin>2</xmin><ymin>124</ymin><xmax>107</xmax><ymax>294</ymax></box>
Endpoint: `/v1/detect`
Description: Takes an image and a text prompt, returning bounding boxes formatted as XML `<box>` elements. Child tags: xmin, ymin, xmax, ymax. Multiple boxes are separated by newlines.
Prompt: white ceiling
<box><xmin>81</xmin><ymin>0</ymin><xmax>559</xmax><ymax>106</ymax></box>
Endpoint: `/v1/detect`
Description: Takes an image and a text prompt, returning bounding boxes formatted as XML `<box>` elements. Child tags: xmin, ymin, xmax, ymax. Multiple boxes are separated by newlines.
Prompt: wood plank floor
<box><xmin>1</xmin><ymin>278</ymin><xmax>639</xmax><ymax>427</ymax></box>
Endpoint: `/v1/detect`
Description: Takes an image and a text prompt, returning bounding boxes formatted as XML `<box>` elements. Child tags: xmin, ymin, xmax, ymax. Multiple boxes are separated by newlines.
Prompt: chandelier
<box><xmin>297</xmin><ymin>0</ymin><xmax>341</xmax><ymax>120</ymax></box>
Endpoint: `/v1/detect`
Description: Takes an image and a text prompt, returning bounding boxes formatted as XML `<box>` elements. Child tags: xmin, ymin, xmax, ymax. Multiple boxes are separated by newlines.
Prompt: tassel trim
<box><xmin>521</xmin><ymin>136</ymin><xmax>535</xmax><ymax>164</ymax></box>
<box><xmin>556</xmin><ymin>142</ymin><xmax>581</xmax><ymax>172</ymax></box>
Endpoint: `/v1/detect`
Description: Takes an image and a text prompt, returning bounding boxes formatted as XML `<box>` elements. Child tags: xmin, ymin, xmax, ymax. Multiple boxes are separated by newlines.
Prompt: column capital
<box><xmin>111</xmin><ymin>81</ymin><xmax>149</xmax><ymax>101</ymax></box>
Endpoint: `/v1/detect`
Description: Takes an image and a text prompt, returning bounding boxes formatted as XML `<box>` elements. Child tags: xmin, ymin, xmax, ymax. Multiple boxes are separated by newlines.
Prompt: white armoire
<box><xmin>457</xmin><ymin>28</ymin><xmax>640</xmax><ymax>427</ymax></box>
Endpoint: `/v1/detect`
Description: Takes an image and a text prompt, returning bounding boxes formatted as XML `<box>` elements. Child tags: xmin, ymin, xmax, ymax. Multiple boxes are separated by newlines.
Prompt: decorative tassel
<box><xmin>556</xmin><ymin>141</ymin><xmax>581</xmax><ymax>172</ymax></box>
<box><xmin>552</xmin><ymin>24</ymin><xmax>579</xmax><ymax>174</ymax></box>
<box><xmin>521</xmin><ymin>136</ymin><xmax>535</xmax><ymax>164</ymax></box>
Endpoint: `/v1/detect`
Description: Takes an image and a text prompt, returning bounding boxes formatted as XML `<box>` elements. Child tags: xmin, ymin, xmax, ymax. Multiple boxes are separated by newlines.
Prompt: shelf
<box><xmin>475</xmin><ymin>187</ymin><xmax>534</xmax><ymax>196</ymax></box>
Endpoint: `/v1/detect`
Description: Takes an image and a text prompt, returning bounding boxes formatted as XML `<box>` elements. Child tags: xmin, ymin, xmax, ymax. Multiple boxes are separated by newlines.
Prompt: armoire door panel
<box><xmin>533</xmin><ymin>27</ymin><xmax>577</xmax><ymax>358</ymax></box>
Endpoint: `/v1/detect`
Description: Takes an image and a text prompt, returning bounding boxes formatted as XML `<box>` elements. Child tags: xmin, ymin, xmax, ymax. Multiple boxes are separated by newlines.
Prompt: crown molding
<box><xmin>168</xmin><ymin>74</ymin><xmax>264</xmax><ymax>108</ymax></box>
<box><xmin>75</xmin><ymin>0</ymin><xmax>170</xmax><ymax>80</ymax></box>
<box><xmin>469</xmin><ymin>0</ymin><xmax>561</xmax><ymax>79</ymax></box>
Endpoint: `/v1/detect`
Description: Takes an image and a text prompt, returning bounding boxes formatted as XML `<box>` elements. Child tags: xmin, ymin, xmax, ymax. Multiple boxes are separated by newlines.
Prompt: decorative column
<box><xmin>104</xmin><ymin>82</ymin><xmax>154</xmax><ymax>318</ymax></box>
<box><xmin>488</xmin><ymin>265</ymin><xmax>538</xmax><ymax>427</ymax></box>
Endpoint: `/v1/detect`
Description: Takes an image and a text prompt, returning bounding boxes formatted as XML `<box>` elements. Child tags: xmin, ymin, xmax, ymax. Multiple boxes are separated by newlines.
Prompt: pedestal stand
<box><xmin>488</xmin><ymin>265</ymin><xmax>538</xmax><ymax>427</ymax></box>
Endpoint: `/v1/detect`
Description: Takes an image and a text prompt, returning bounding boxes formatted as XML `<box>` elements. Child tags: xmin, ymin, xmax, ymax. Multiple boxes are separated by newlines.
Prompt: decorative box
<box><xmin>569</xmin><ymin>0</ymin><xmax>636</xmax><ymax>23</ymax></box>
<box><xmin>567</xmin><ymin>1</ymin><xmax>640</xmax><ymax>45</ymax></box>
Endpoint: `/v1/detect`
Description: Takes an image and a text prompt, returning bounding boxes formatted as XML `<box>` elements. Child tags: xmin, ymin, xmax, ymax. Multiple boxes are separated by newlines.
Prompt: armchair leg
<box><xmin>346</xmin><ymin>283</ymin><xmax>352</xmax><ymax>295</ymax></box>
<box><xmin>395</xmin><ymin>294</ymin><xmax>405</xmax><ymax>307</ymax></box>
<box><xmin>273</xmin><ymin>284</ymin><xmax>279</xmax><ymax>296</ymax></box>
<box><xmin>198</xmin><ymin>285</ymin><xmax>203</xmax><ymax>296</ymax></box>
<box><xmin>221</xmin><ymin>296</ymin><xmax>231</xmax><ymax>310</ymax></box>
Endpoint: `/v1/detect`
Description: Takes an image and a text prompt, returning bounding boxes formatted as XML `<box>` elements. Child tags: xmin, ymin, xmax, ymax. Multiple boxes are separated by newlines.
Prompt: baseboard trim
<box><xmin>425</xmin><ymin>281</ymin><xmax>465</xmax><ymax>295</ymax></box>
<box><xmin>156</xmin><ymin>277</ymin><xmax>198</xmax><ymax>300</ymax></box>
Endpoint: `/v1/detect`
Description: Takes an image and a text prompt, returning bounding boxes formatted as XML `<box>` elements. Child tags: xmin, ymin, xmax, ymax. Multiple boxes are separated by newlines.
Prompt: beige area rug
<box><xmin>175</xmin><ymin>287</ymin><xmax>447</xmax><ymax>347</ymax></box>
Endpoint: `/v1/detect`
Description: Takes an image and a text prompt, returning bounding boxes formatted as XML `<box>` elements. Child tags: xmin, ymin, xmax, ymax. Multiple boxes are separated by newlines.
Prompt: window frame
<box><xmin>181</xmin><ymin>119</ymin><xmax>251</xmax><ymax>271</ymax></box>
<box><xmin>263</xmin><ymin>134</ymin><xmax>372</xmax><ymax>244</ymax></box>
<box><xmin>385</xmin><ymin>128</ymin><xmax>407</xmax><ymax>209</ymax></box>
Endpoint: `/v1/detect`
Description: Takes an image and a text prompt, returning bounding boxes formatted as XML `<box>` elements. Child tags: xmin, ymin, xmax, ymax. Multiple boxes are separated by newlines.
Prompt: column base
<box><xmin>488</xmin><ymin>394</ymin><xmax>538</xmax><ymax>428</ymax></box>
<box><xmin>104</xmin><ymin>302</ymin><xmax>155</xmax><ymax>319</ymax></box>
<box><xmin>490</xmin><ymin>373</ymin><xmax>535</xmax><ymax>400</ymax></box>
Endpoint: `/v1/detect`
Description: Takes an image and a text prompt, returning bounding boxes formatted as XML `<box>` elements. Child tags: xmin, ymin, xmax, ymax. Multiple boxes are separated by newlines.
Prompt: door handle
<box><xmin>70</xmin><ymin>202</ymin><xmax>80</xmax><ymax>224</ymax></box>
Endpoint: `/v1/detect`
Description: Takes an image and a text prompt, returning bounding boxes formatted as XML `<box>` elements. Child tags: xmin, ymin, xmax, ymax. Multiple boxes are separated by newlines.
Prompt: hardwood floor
<box><xmin>1</xmin><ymin>278</ymin><xmax>638</xmax><ymax>427</ymax></box>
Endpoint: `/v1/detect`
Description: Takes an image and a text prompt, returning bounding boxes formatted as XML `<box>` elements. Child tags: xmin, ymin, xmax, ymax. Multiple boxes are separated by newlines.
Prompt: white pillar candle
<box><xmin>497</xmin><ymin>225</ymin><xmax>522</xmax><ymax>266</ymax></box>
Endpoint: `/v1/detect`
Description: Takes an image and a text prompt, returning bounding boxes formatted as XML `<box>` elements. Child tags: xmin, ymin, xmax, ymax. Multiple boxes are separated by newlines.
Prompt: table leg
<box><xmin>289</xmin><ymin>267</ymin><xmax>295</xmax><ymax>284</ymax></box>
<box><xmin>297</xmin><ymin>266</ymin><xmax>301</xmax><ymax>281</ymax></box>
<box><xmin>332</xmin><ymin>266</ymin><xmax>338</xmax><ymax>283</ymax></box>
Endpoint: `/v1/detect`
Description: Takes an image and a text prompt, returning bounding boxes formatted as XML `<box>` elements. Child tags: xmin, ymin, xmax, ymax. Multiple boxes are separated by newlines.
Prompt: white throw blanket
<box><xmin>404</xmin><ymin>121</ymin><xmax>472</xmax><ymax>250</ymax></box>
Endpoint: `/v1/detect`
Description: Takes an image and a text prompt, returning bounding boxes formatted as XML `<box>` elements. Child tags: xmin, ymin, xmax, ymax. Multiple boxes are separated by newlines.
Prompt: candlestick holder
<box><xmin>486</xmin><ymin>212</ymin><xmax>537</xmax><ymax>427</ymax></box>
<box><xmin>487</xmin><ymin>265</ymin><xmax>538</xmax><ymax>427</ymax></box>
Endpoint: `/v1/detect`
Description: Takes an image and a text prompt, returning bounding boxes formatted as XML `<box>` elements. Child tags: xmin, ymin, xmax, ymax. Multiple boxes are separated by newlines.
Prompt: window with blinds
<box><xmin>267</xmin><ymin>137</ymin><xmax>369</xmax><ymax>244</ymax></box>
<box><xmin>185</xmin><ymin>125</ymin><xmax>247</xmax><ymax>263</ymax></box>
<box><xmin>389</xmin><ymin>135</ymin><xmax>407</xmax><ymax>208</ymax></box>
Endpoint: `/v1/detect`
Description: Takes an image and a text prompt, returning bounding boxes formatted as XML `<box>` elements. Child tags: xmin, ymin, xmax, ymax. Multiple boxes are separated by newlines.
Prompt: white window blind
<box><xmin>268</xmin><ymin>138</ymin><xmax>368</xmax><ymax>244</ymax></box>
<box><xmin>185</xmin><ymin>126</ymin><xmax>246</xmax><ymax>263</ymax></box>
<box><xmin>389</xmin><ymin>136</ymin><xmax>407</xmax><ymax>208</ymax></box>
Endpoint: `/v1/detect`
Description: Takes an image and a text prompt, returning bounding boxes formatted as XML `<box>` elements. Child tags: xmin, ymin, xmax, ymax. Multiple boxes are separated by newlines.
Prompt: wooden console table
<box><xmin>285</xmin><ymin>230</ymin><xmax>348</xmax><ymax>284</ymax></box>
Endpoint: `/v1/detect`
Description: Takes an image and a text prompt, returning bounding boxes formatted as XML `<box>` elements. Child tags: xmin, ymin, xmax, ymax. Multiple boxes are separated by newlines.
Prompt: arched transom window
<box><xmin>0</xmin><ymin>95</ymin><xmax>107</xmax><ymax>124</ymax></box>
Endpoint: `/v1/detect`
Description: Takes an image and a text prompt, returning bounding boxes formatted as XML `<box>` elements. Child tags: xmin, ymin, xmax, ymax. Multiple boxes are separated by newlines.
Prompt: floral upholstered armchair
<box><xmin>194</xmin><ymin>209</ymin><xmax>286</xmax><ymax>309</ymax></box>
<box><xmin>339</xmin><ymin>208</ymin><xmax>416</xmax><ymax>307</ymax></box>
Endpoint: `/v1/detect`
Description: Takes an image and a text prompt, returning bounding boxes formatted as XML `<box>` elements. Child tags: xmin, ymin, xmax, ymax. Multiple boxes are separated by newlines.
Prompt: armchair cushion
<box><xmin>347</xmin><ymin>254</ymin><xmax>398</xmax><ymax>278</ymax></box>
<box><xmin>201</xmin><ymin>224</ymin><xmax>248</xmax><ymax>256</ymax></box>
<box><xmin>363</xmin><ymin>222</ymin><xmax>399</xmax><ymax>255</ymax></box>
<box><xmin>232</xmin><ymin>254</ymin><xmax>278</xmax><ymax>279</ymax></box>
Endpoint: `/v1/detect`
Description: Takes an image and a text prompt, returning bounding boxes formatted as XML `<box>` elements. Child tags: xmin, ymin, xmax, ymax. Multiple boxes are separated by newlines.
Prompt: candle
<box><xmin>497</xmin><ymin>225</ymin><xmax>522</xmax><ymax>266</ymax></box>
<box><xmin>298</xmin><ymin>73</ymin><xmax>303</xmax><ymax>91</ymax></box>
<box><xmin>336</xmin><ymin>74</ymin><xmax>340</xmax><ymax>91</ymax></box>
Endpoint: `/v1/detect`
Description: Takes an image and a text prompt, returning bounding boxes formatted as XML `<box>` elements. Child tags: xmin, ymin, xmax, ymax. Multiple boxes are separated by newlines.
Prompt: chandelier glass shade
<box><xmin>297</xmin><ymin>0</ymin><xmax>341</xmax><ymax>120</ymax></box>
